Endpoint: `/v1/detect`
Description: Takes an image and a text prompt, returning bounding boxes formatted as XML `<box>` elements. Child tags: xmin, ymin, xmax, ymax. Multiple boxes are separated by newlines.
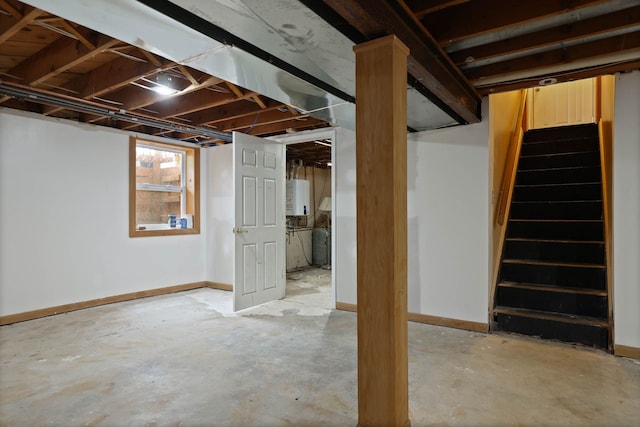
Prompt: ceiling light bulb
<box><xmin>152</xmin><ymin>85</ymin><xmax>177</xmax><ymax>95</ymax></box>
<box><xmin>152</xmin><ymin>73</ymin><xmax>178</xmax><ymax>95</ymax></box>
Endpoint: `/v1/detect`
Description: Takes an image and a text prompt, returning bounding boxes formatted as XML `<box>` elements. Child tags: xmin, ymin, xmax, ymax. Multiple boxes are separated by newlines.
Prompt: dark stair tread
<box><xmin>518</xmin><ymin>165</ymin><xmax>600</xmax><ymax>172</ymax></box>
<box><xmin>515</xmin><ymin>182</ymin><xmax>601</xmax><ymax>188</ymax></box>
<box><xmin>511</xmin><ymin>199</ymin><xmax>603</xmax><ymax>203</ymax></box>
<box><xmin>523</xmin><ymin>136</ymin><xmax>598</xmax><ymax>145</ymax></box>
<box><xmin>493</xmin><ymin>306</ymin><xmax>608</xmax><ymax>327</ymax></box>
<box><xmin>519</xmin><ymin>151</ymin><xmax>598</xmax><ymax>159</ymax></box>
<box><xmin>498</xmin><ymin>282</ymin><xmax>608</xmax><ymax>296</ymax></box>
<box><xmin>509</xmin><ymin>219</ymin><xmax>603</xmax><ymax>223</ymax></box>
<box><xmin>519</xmin><ymin>165</ymin><xmax>601</xmax><ymax>173</ymax></box>
<box><xmin>505</xmin><ymin>237</ymin><xmax>604</xmax><ymax>244</ymax></box>
<box><xmin>502</xmin><ymin>259</ymin><xmax>605</xmax><ymax>269</ymax></box>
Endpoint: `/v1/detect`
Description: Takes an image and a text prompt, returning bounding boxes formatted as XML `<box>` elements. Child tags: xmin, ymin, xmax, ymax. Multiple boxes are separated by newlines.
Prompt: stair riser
<box><xmin>500</xmin><ymin>263</ymin><xmax>606</xmax><ymax>289</ymax></box>
<box><xmin>507</xmin><ymin>221</ymin><xmax>603</xmax><ymax>240</ymax></box>
<box><xmin>520</xmin><ymin>138</ymin><xmax>599</xmax><ymax>156</ymax></box>
<box><xmin>516</xmin><ymin>167</ymin><xmax>601</xmax><ymax>185</ymax></box>
<box><xmin>519</xmin><ymin>152</ymin><xmax>600</xmax><ymax>170</ymax></box>
<box><xmin>497</xmin><ymin>287</ymin><xmax>608</xmax><ymax>318</ymax></box>
<box><xmin>509</xmin><ymin>202</ymin><xmax>602</xmax><ymax>220</ymax></box>
<box><xmin>523</xmin><ymin>124</ymin><xmax>599</xmax><ymax>143</ymax></box>
<box><xmin>494</xmin><ymin>313</ymin><xmax>608</xmax><ymax>348</ymax></box>
<box><xmin>512</xmin><ymin>183</ymin><xmax>601</xmax><ymax>202</ymax></box>
<box><xmin>504</xmin><ymin>240</ymin><xmax>605</xmax><ymax>264</ymax></box>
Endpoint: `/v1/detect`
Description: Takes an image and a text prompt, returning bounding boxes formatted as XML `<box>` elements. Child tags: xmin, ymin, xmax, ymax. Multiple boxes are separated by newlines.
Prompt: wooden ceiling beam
<box><xmin>59</xmin><ymin>20</ymin><xmax>95</xmax><ymax>50</ymax></box>
<box><xmin>465</xmin><ymin>30</ymin><xmax>640</xmax><ymax>82</ymax></box>
<box><xmin>137</xmin><ymin>48</ymin><xmax>162</xmax><ymax>67</ymax></box>
<box><xmin>422</xmin><ymin>0</ymin><xmax>608</xmax><ymax>46</ymax></box>
<box><xmin>224</xmin><ymin>81</ymin><xmax>244</xmax><ymax>98</ymax></box>
<box><xmin>323</xmin><ymin>0</ymin><xmax>480</xmax><ymax>123</ymax></box>
<box><xmin>450</xmin><ymin>5</ymin><xmax>640</xmax><ymax>66</ymax></box>
<box><xmin>216</xmin><ymin>108</ymin><xmax>309</xmax><ymax>132</ymax></box>
<box><xmin>65</xmin><ymin>55</ymin><xmax>173</xmax><ymax>99</ymax></box>
<box><xmin>0</xmin><ymin>0</ymin><xmax>21</xmax><ymax>18</ymax></box>
<box><xmin>248</xmin><ymin>117</ymin><xmax>327</xmax><ymax>136</ymax></box>
<box><xmin>113</xmin><ymin>75</ymin><xmax>223</xmax><ymax>111</ymax></box>
<box><xmin>4</xmin><ymin>30</ymin><xmax>119</xmax><ymax>87</ymax></box>
<box><xmin>405</xmin><ymin>0</ymin><xmax>471</xmax><ymax>18</ymax></box>
<box><xmin>252</xmin><ymin>94</ymin><xmax>267</xmax><ymax>109</ymax></box>
<box><xmin>151</xmin><ymin>88</ymin><xmax>255</xmax><ymax>118</ymax></box>
<box><xmin>176</xmin><ymin>64</ymin><xmax>199</xmax><ymax>86</ymax></box>
<box><xmin>476</xmin><ymin>58</ymin><xmax>640</xmax><ymax>95</ymax></box>
<box><xmin>0</xmin><ymin>6</ymin><xmax>43</xmax><ymax>44</ymax></box>
<box><xmin>181</xmin><ymin>98</ymin><xmax>283</xmax><ymax>126</ymax></box>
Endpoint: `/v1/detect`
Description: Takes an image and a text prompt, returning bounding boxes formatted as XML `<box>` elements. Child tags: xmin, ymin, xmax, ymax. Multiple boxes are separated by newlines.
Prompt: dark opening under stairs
<box><xmin>494</xmin><ymin>123</ymin><xmax>610</xmax><ymax>349</ymax></box>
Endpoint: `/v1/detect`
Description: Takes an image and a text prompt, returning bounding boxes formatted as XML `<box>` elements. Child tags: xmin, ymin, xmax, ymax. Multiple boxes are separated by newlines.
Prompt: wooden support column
<box><xmin>354</xmin><ymin>35</ymin><xmax>410</xmax><ymax>427</ymax></box>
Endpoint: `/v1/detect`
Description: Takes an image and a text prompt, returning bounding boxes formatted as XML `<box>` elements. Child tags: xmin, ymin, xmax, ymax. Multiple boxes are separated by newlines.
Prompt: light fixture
<box><xmin>539</xmin><ymin>77</ymin><xmax>558</xmax><ymax>86</ymax></box>
<box><xmin>318</xmin><ymin>196</ymin><xmax>332</xmax><ymax>228</ymax></box>
<box><xmin>152</xmin><ymin>73</ymin><xmax>178</xmax><ymax>95</ymax></box>
<box><xmin>319</xmin><ymin>196</ymin><xmax>332</xmax><ymax>212</ymax></box>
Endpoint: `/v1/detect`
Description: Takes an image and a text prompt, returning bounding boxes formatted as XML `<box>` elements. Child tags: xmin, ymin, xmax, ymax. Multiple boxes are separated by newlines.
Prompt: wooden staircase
<box><xmin>493</xmin><ymin>123</ymin><xmax>609</xmax><ymax>349</ymax></box>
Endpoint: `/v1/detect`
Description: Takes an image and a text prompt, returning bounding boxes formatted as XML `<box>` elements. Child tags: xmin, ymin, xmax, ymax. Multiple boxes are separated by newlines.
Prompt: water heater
<box><xmin>286</xmin><ymin>179</ymin><xmax>310</xmax><ymax>216</ymax></box>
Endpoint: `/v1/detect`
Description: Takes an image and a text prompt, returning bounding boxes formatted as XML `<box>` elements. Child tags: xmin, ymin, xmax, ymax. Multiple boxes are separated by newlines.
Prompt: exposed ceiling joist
<box><xmin>0</xmin><ymin>5</ymin><xmax>42</xmax><ymax>44</ymax></box>
<box><xmin>322</xmin><ymin>0</ymin><xmax>481</xmax><ymax>123</ymax></box>
<box><xmin>466</xmin><ymin>30</ymin><xmax>640</xmax><ymax>82</ymax></box>
<box><xmin>449</xmin><ymin>5</ymin><xmax>640</xmax><ymax>66</ymax></box>
<box><xmin>422</xmin><ymin>0</ymin><xmax>608</xmax><ymax>46</ymax></box>
<box><xmin>4</xmin><ymin>30</ymin><xmax>118</xmax><ymax>86</ymax></box>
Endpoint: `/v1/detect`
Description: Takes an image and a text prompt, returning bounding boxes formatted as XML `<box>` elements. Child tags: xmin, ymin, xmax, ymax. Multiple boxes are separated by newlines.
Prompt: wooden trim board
<box><xmin>0</xmin><ymin>281</ymin><xmax>212</xmax><ymax>326</ymax></box>
<box><xmin>615</xmin><ymin>345</ymin><xmax>640</xmax><ymax>360</ymax></box>
<box><xmin>336</xmin><ymin>302</ymin><xmax>488</xmax><ymax>333</ymax></box>
<box><xmin>408</xmin><ymin>312</ymin><xmax>489</xmax><ymax>333</ymax></box>
<box><xmin>206</xmin><ymin>282</ymin><xmax>232</xmax><ymax>291</ymax></box>
<box><xmin>336</xmin><ymin>302</ymin><xmax>357</xmax><ymax>313</ymax></box>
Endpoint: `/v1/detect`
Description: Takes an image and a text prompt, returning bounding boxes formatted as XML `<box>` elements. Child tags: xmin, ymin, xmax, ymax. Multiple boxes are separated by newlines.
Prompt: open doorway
<box><xmin>271</xmin><ymin>129</ymin><xmax>336</xmax><ymax>310</ymax></box>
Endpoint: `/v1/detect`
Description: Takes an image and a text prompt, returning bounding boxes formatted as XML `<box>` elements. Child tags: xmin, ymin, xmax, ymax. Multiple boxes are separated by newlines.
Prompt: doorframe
<box><xmin>269</xmin><ymin>128</ymin><xmax>337</xmax><ymax>309</ymax></box>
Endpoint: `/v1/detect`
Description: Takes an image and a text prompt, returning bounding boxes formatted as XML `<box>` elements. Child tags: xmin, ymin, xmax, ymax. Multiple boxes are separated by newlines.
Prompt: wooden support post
<box><xmin>353</xmin><ymin>35</ymin><xmax>410</xmax><ymax>427</ymax></box>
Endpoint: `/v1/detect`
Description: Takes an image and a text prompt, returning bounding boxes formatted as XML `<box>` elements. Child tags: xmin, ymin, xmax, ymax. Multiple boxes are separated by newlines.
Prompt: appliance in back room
<box><xmin>286</xmin><ymin>179</ymin><xmax>309</xmax><ymax>216</ymax></box>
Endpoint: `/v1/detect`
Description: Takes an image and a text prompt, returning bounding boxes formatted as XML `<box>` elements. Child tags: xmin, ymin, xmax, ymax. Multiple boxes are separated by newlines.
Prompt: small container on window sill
<box><xmin>168</xmin><ymin>214</ymin><xmax>177</xmax><ymax>228</ymax></box>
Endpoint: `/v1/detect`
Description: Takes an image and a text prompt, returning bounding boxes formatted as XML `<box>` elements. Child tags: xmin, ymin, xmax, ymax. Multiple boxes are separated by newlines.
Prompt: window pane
<box><xmin>136</xmin><ymin>190</ymin><xmax>182</xmax><ymax>225</ymax></box>
<box><xmin>136</xmin><ymin>146</ymin><xmax>183</xmax><ymax>186</ymax></box>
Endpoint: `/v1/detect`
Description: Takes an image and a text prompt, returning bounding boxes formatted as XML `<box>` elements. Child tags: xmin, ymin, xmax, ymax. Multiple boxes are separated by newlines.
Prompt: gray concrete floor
<box><xmin>1</xmin><ymin>267</ymin><xmax>639</xmax><ymax>426</ymax></box>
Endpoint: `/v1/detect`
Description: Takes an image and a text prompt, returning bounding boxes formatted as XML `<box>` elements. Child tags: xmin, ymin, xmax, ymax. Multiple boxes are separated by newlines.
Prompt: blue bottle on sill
<box><xmin>169</xmin><ymin>214</ymin><xmax>177</xmax><ymax>228</ymax></box>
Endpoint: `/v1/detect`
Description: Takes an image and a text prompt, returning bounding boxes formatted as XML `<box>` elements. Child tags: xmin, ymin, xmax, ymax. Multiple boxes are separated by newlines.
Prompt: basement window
<box><xmin>129</xmin><ymin>137</ymin><xmax>200</xmax><ymax>237</ymax></box>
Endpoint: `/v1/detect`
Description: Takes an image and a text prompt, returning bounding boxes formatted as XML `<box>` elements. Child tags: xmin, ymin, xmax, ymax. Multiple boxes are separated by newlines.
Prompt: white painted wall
<box><xmin>406</xmin><ymin>106</ymin><xmax>489</xmax><ymax>323</ymax></box>
<box><xmin>334</xmin><ymin>128</ymin><xmax>357</xmax><ymax>305</ymax></box>
<box><xmin>0</xmin><ymin>109</ymin><xmax>207</xmax><ymax>316</ymax></box>
<box><xmin>613</xmin><ymin>70</ymin><xmax>640</xmax><ymax>349</ymax></box>
<box><xmin>205</xmin><ymin>144</ymin><xmax>234</xmax><ymax>285</ymax></box>
<box><xmin>334</xmin><ymin>103</ymin><xmax>490</xmax><ymax>324</ymax></box>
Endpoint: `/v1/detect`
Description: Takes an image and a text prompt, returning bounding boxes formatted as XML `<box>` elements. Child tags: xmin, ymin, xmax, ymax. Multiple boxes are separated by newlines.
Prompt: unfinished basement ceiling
<box><xmin>4</xmin><ymin>0</ymin><xmax>640</xmax><ymax>145</ymax></box>
<box><xmin>0</xmin><ymin>0</ymin><xmax>330</xmax><ymax>148</ymax></box>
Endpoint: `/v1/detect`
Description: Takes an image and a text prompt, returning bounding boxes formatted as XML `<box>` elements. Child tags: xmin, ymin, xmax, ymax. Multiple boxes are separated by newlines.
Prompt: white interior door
<box><xmin>233</xmin><ymin>132</ymin><xmax>286</xmax><ymax>311</ymax></box>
